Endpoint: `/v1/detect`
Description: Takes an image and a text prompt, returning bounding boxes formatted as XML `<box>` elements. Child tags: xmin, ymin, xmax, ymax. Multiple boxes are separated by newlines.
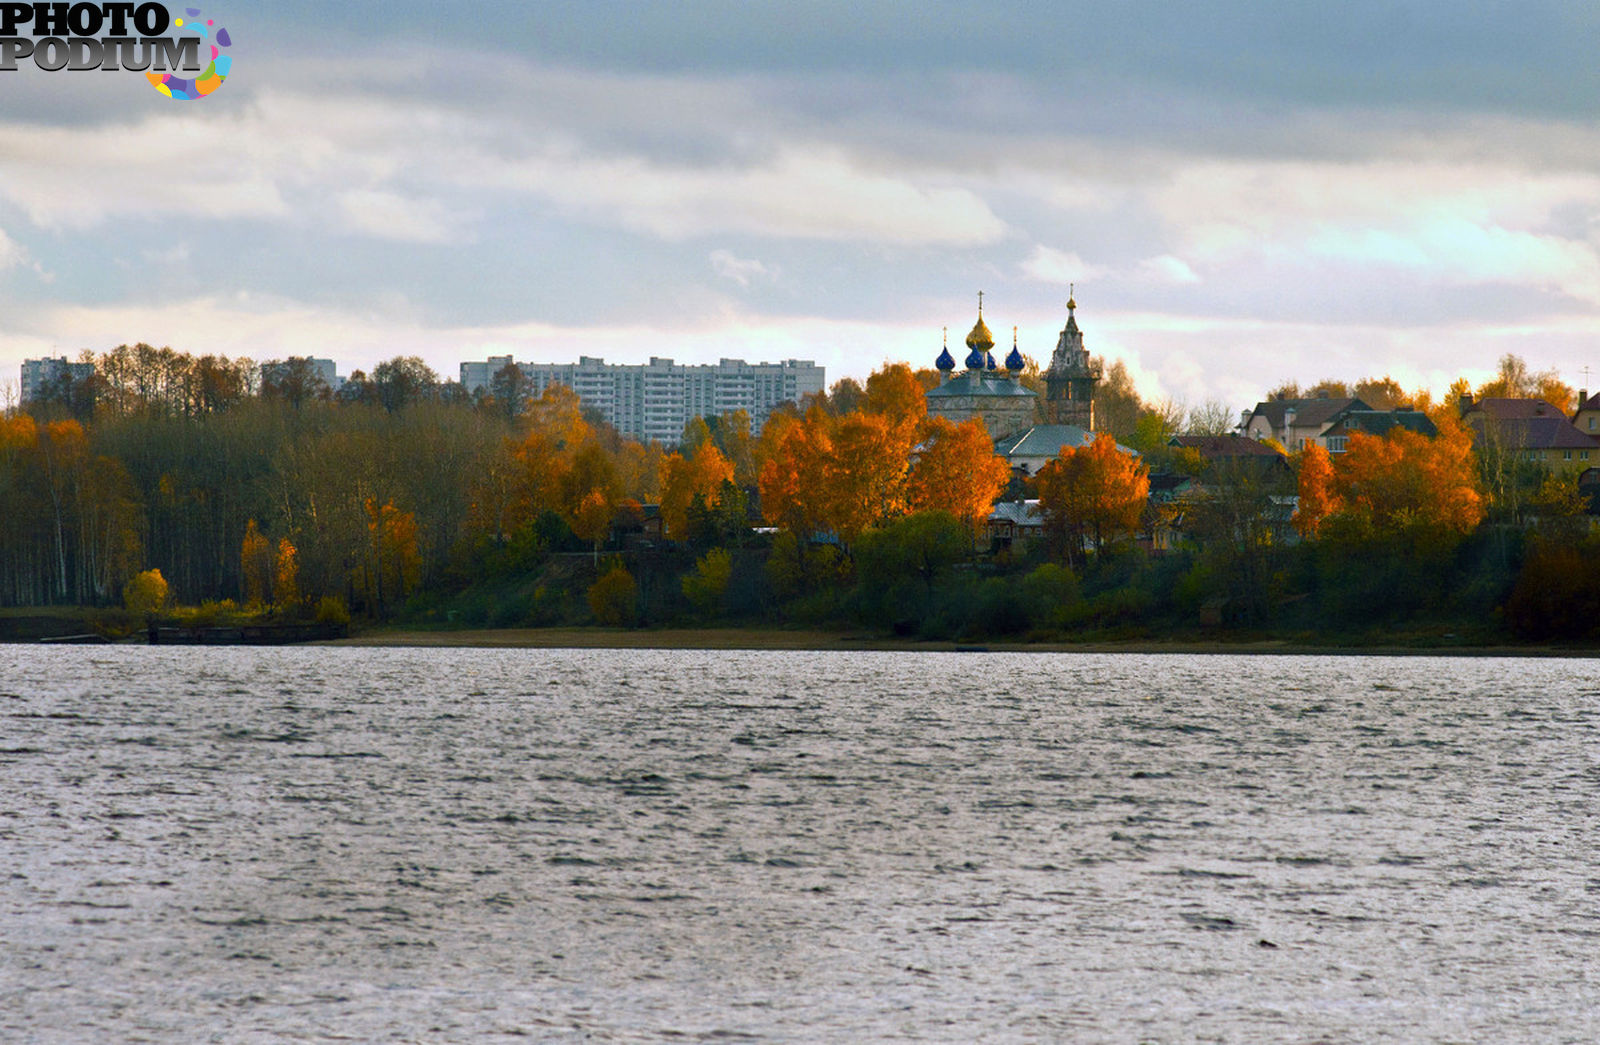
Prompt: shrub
<box><xmin>124</xmin><ymin>569</ymin><xmax>169</xmax><ymax>618</ymax></box>
<box><xmin>588</xmin><ymin>563</ymin><xmax>639</xmax><ymax>627</ymax></box>
<box><xmin>681</xmin><ymin>548</ymin><xmax>733</xmax><ymax>617</ymax></box>
<box><xmin>314</xmin><ymin>595</ymin><xmax>351</xmax><ymax>627</ymax></box>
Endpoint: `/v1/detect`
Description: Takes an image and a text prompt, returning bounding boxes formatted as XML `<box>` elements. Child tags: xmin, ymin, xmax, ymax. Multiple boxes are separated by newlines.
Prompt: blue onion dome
<box><xmin>965</xmin><ymin>344</ymin><xmax>987</xmax><ymax>370</ymax></box>
<box><xmin>985</xmin><ymin>351</ymin><xmax>998</xmax><ymax>371</ymax></box>
<box><xmin>1005</xmin><ymin>345</ymin><xmax>1025</xmax><ymax>374</ymax></box>
<box><xmin>936</xmin><ymin>345</ymin><xmax>956</xmax><ymax>372</ymax></box>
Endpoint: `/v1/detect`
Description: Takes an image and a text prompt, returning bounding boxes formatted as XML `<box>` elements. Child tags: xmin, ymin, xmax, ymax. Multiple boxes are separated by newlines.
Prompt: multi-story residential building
<box><xmin>259</xmin><ymin>357</ymin><xmax>342</xmax><ymax>392</ymax></box>
<box><xmin>459</xmin><ymin>355</ymin><xmax>825</xmax><ymax>443</ymax></box>
<box><xmin>19</xmin><ymin>357</ymin><xmax>95</xmax><ymax>403</ymax></box>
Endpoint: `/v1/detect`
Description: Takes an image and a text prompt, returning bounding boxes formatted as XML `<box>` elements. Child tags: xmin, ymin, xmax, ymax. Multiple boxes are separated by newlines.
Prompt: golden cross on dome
<box><xmin>977</xmin><ymin>290</ymin><xmax>984</xmax><ymax>314</ymax></box>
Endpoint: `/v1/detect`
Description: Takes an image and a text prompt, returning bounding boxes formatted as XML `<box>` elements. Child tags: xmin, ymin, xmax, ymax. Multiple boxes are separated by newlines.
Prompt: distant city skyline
<box><xmin>4</xmin><ymin>3</ymin><xmax>1600</xmax><ymax>410</ymax></box>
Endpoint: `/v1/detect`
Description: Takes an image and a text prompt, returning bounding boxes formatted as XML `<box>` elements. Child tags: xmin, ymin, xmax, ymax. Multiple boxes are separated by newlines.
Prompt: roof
<box><xmin>988</xmin><ymin>500</ymin><xmax>1043</xmax><ymax>525</ymax></box>
<box><xmin>1463</xmin><ymin>397</ymin><xmax>1567</xmax><ymax>421</ymax></box>
<box><xmin>924</xmin><ymin>371</ymin><xmax>1037</xmax><ymax>399</ymax></box>
<box><xmin>1322</xmin><ymin>410</ymin><xmax>1438</xmax><ymax>440</ymax></box>
<box><xmin>1467</xmin><ymin>414</ymin><xmax>1600</xmax><ymax>450</ymax></box>
<box><xmin>1246</xmin><ymin>397</ymin><xmax>1369</xmax><ymax>430</ymax></box>
<box><xmin>1148</xmin><ymin>474</ymin><xmax>1198</xmax><ymax>501</ymax></box>
<box><xmin>994</xmin><ymin>425</ymin><xmax>1139</xmax><ymax>460</ymax></box>
<box><xmin>1169</xmin><ymin>434</ymin><xmax>1288</xmax><ymax>458</ymax></box>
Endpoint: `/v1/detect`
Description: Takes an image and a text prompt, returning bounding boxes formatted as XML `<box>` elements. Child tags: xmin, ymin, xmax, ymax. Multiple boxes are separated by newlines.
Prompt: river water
<box><xmin>1</xmin><ymin>647</ymin><xmax>1597</xmax><ymax>1042</ymax></box>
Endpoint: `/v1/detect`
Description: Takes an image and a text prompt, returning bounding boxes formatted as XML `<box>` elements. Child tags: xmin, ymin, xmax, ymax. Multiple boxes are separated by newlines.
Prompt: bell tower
<box><xmin>1044</xmin><ymin>289</ymin><xmax>1101</xmax><ymax>429</ymax></box>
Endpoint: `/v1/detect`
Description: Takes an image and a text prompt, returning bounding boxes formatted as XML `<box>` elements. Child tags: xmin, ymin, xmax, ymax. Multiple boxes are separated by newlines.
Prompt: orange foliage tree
<box><xmin>241</xmin><ymin>519</ymin><xmax>273</xmax><ymax>605</ymax></box>
<box><xmin>827</xmin><ymin>412</ymin><xmax>912</xmax><ymax>545</ymax></box>
<box><xmin>907</xmin><ymin>416</ymin><xmax>1010</xmax><ymax>534</ymax></box>
<box><xmin>660</xmin><ymin>443</ymin><xmax>736</xmax><ymax>539</ymax></box>
<box><xmin>1294</xmin><ymin>444</ymin><xmax>1338</xmax><ymax>538</ymax></box>
<box><xmin>1034</xmin><ymin>433</ymin><xmax>1149</xmax><ymax>564</ymax></box>
<box><xmin>1329</xmin><ymin>421</ymin><xmax>1484</xmax><ymax>539</ymax></box>
<box><xmin>862</xmin><ymin>362</ymin><xmax>928</xmax><ymax>440</ymax></box>
<box><xmin>571</xmin><ymin>488</ymin><xmax>614</xmax><ymax>563</ymax></box>
<box><xmin>757</xmin><ymin>407</ymin><xmax>831</xmax><ymax>538</ymax></box>
<box><xmin>273</xmin><ymin>537</ymin><xmax>299</xmax><ymax>609</ymax></box>
<box><xmin>364</xmin><ymin>499</ymin><xmax>421</xmax><ymax>615</ymax></box>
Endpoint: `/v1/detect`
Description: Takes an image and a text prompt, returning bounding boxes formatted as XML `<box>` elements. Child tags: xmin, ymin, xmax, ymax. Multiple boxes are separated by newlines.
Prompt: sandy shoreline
<box><xmin>322</xmin><ymin>626</ymin><xmax>1594</xmax><ymax>657</ymax></box>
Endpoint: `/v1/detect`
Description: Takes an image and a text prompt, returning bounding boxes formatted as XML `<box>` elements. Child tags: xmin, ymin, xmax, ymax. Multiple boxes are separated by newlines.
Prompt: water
<box><xmin>1</xmin><ymin>647</ymin><xmax>1598</xmax><ymax>1043</ymax></box>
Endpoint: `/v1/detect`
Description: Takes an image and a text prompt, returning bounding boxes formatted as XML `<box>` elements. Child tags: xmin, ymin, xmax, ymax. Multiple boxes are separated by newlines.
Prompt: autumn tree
<box><xmin>1294</xmin><ymin>444</ymin><xmax>1338</xmax><ymax>538</ymax></box>
<box><xmin>1476</xmin><ymin>353</ymin><xmax>1575</xmax><ymax>413</ymax></box>
<box><xmin>1035</xmin><ymin>432</ymin><xmax>1149</xmax><ymax>565</ymax></box>
<box><xmin>1329</xmin><ymin>421</ymin><xmax>1484</xmax><ymax>541</ymax></box>
<box><xmin>571</xmin><ymin>488</ymin><xmax>614</xmax><ymax>564</ymax></box>
<box><xmin>907</xmin><ymin>417</ymin><xmax>1010</xmax><ymax>534</ymax></box>
<box><xmin>124</xmin><ymin>568</ymin><xmax>169</xmax><ymax>618</ymax></box>
<box><xmin>862</xmin><ymin>363</ymin><xmax>928</xmax><ymax>440</ymax></box>
<box><xmin>826</xmin><ymin>412</ymin><xmax>912</xmax><ymax>546</ymax></box>
<box><xmin>364</xmin><ymin>499</ymin><xmax>422</xmax><ymax>616</ymax></box>
<box><xmin>273</xmin><ymin>537</ymin><xmax>300</xmax><ymax>610</ymax></box>
<box><xmin>758</xmin><ymin>406</ymin><xmax>832</xmax><ymax>537</ymax></box>
<box><xmin>660</xmin><ymin>443</ymin><xmax>735</xmax><ymax>539</ymax></box>
<box><xmin>241</xmin><ymin>519</ymin><xmax>273</xmax><ymax>606</ymax></box>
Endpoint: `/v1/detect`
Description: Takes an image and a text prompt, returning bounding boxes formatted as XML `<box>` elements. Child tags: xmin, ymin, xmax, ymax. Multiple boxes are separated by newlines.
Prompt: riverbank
<box><xmin>323</xmin><ymin>625</ymin><xmax>1593</xmax><ymax>657</ymax></box>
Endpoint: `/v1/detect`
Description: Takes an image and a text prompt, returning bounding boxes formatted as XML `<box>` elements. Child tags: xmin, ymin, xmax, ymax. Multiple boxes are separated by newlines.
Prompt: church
<box><xmin>925</xmin><ymin>292</ymin><xmax>1120</xmax><ymax>474</ymax></box>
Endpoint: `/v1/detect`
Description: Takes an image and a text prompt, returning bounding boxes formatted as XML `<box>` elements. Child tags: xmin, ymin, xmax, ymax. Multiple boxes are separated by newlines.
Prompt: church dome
<box><xmin>965</xmin><ymin>315</ymin><xmax>994</xmax><ymax>352</ymax></box>
<box><xmin>1005</xmin><ymin>345</ymin><xmax>1025</xmax><ymax>374</ymax></box>
<box><xmin>936</xmin><ymin>345</ymin><xmax>955</xmax><ymax>372</ymax></box>
<box><xmin>985</xmin><ymin>351</ymin><xmax>998</xmax><ymax>372</ymax></box>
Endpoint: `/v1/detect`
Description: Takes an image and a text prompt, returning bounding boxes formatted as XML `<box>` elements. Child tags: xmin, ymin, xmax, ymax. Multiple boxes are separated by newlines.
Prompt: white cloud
<box><xmin>0</xmin><ymin>228</ymin><xmax>21</xmax><ymax>271</ymax></box>
<box><xmin>709</xmin><ymin>249</ymin><xmax>776</xmax><ymax>287</ymax></box>
<box><xmin>467</xmin><ymin>146</ymin><xmax>1009</xmax><ymax>246</ymax></box>
<box><xmin>1136</xmin><ymin>254</ymin><xmax>1201</xmax><ymax>285</ymax></box>
<box><xmin>337</xmin><ymin>190</ymin><xmax>466</xmax><ymax>244</ymax></box>
<box><xmin>1020</xmin><ymin>246</ymin><xmax>1107</xmax><ymax>284</ymax></box>
<box><xmin>1149</xmin><ymin>159</ymin><xmax>1600</xmax><ymax>303</ymax></box>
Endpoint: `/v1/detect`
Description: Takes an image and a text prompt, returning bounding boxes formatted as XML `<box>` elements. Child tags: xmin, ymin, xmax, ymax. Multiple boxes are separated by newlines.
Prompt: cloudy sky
<box><xmin>4</xmin><ymin>1</ymin><xmax>1600</xmax><ymax>411</ymax></box>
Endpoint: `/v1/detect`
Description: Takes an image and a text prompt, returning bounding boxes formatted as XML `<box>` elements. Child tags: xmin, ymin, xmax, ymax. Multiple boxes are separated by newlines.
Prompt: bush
<box><xmin>682</xmin><ymin>548</ymin><xmax>733</xmax><ymax>617</ymax></box>
<box><xmin>314</xmin><ymin>595</ymin><xmax>351</xmax><ymax>627</ymax></box>
<box><xmin>588</xmin><ymin>563</ymin><xmax>639</xmax><ymax>627</ymax></box>
<box><xmin>124</xmin><ymin>569</ymin><xmax>170</xmax><ymax>618</ymax></box>
<box><xmin>1020</xmin><ymin>563</ymin><xmax>1081</xmax><ymax>630</ymax></box>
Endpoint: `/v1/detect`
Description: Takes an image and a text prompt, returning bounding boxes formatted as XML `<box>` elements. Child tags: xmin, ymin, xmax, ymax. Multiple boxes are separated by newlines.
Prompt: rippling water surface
<box><xmin>2</xmin><ymin>647</ymin><xmax>1598</xmax><ymax>1042</ymax></box>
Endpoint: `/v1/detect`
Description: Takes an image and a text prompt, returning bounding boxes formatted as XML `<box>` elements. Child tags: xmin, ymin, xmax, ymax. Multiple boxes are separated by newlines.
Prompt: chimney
<box><xmin>1459</xmin><ymin>391</ymin><xmax>1474</xmax><ymax>418</ymax></box>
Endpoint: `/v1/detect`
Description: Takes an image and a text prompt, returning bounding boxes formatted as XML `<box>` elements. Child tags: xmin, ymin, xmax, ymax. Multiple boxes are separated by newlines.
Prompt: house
<box><xmin>1571</xmin><ymin>389</ymin><xmax>1600</xmax><ymax>437</ymax></box>
<box><xmin>1319</xmin><ymin>410</ymin><xmax>1437</xmax><ymax>453</ymax></box>
<box><xmin>1168</xmin><ymin>434</ymin><xmax>1292</xmax><ymax>478</ymax></box>
<box><xmin>986</xmin><ymin>499</ymin><xmax>1045</xmax><ymax>549</ymax></box>
<box><xmin>1460</xmin><ymin>394</ymin><xmax>1600</xmax><ymax>479</ymax></box>
<box><xmin>996</xmin><ymin>425</ymin><xmax>1140</xmax><ymax>477</ymax></box>
<box><xmin>1241</xmin><ymin>396</ymin><xmax>1370</xmax><ymax>450</ymax></box>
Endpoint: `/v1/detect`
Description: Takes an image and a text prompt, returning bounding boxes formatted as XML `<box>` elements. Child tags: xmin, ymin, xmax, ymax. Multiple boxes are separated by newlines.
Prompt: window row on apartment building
<box><xmin>459</xmin><ymin>355</ymin><xmax>825</xmax><ymax>443</ymax></box>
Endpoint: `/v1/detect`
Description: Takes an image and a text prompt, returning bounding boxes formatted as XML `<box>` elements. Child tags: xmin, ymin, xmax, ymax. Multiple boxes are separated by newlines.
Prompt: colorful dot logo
<box><xmin>147</xmin><ymin>8</ymin><xmax>232</xmax><ymax>100</ymax></box>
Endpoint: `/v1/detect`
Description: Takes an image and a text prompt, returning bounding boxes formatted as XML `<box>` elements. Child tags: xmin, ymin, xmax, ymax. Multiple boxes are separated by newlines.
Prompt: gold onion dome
<box><xmin>965</xmin><ymin>315</ymin><xmax>994</xmax><ymax>351</ymax></box>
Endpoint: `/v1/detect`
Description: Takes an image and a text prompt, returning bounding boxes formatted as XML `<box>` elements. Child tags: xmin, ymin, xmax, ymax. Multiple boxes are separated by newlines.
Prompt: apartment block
<box><xmin>19</xmin><ymin>357</ymin><xmax>95</xmax><ymax>402</ymax></box>
<box><xmin>459</xmin><ymin>355</ymin><xmax>825</xmax><ymax>443</ymax></box>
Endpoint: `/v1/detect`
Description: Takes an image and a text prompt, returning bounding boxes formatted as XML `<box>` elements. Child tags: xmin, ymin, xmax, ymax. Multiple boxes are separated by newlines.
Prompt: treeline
<box><xmin>4</xmin><ymin>343</ymin><xmax>1596</xmax><ymax>646</ymax></box>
